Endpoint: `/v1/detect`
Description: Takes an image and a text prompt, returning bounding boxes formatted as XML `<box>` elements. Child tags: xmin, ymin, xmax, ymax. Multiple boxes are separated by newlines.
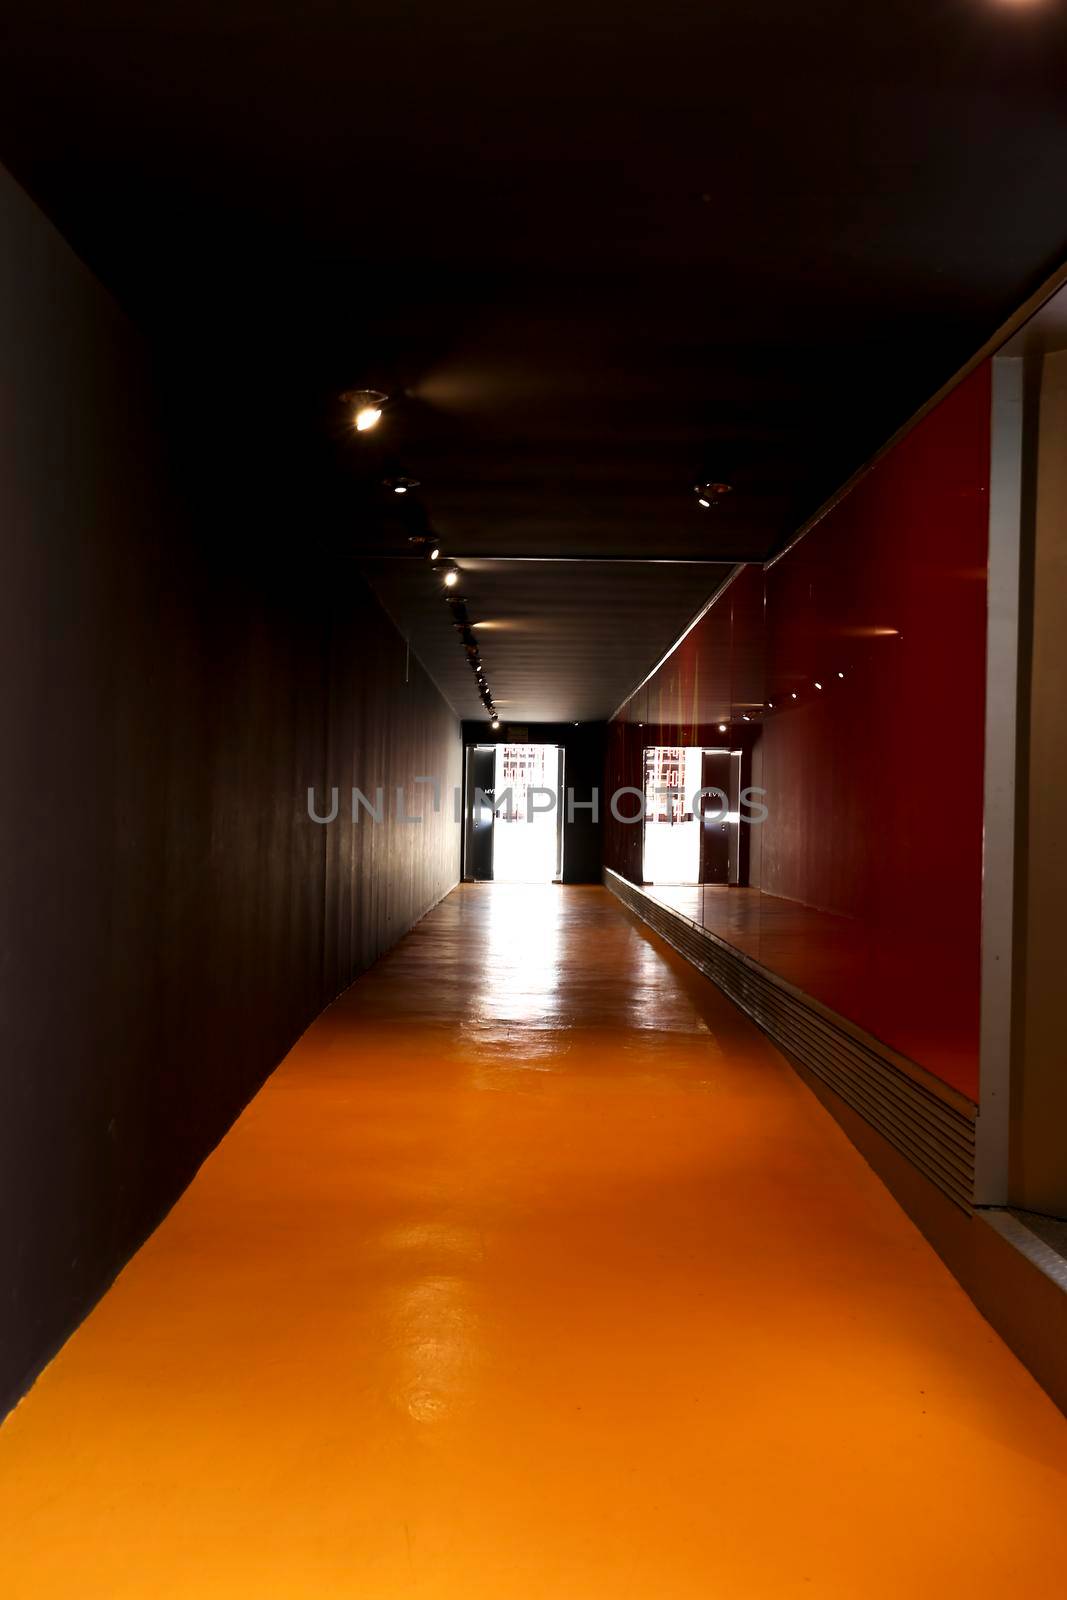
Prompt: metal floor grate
<box><xmin>605</xmin><ymin>871</ymin><xmax>977</xmax><ymax>1212</ymax></box>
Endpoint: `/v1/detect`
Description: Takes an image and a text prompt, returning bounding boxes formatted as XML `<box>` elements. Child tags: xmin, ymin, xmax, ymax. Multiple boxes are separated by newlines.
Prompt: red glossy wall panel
<box><xmin>607</xmin><ymin>365</ymin><xmax>991</xmax><ymax>1098</ymax></box>
<box><xmin>759</xmin><ymin>366</ymin><xmax>990</xmax><ymax>1093</ymax></box>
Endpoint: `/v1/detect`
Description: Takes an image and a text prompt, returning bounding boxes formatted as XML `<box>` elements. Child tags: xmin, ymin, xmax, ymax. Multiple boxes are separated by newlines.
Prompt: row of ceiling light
<box><xmin>347</xmin><ymin>391</ymin><xmax>741</xmax><ymax>728</ymax></box>
<box><xmin>633</xmin><ymin>663</ymin><xmax>873</xmax><ymax>733</ymax></box>
<box><xmin>345</xmin><ymin>389</ymin><xmax>501</xmax><ymax>727</ymax></box>
<box><xmin>350</xmin><ymin>392</ymin><xmax>736</xmax><ymax>511</ymax></box>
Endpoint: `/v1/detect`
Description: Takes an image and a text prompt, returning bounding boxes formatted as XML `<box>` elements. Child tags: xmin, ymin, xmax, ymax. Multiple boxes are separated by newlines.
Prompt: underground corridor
<box><xmin>4</xmin><ymin>4</ymin><xmax>1067</xmax><ymax>1596</ymax></box>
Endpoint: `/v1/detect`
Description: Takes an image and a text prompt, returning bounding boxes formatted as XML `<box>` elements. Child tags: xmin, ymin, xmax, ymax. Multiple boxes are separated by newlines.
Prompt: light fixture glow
<box><xmin>718</xmin><ymin>723</ymin><xmax>727</xmax><ymax>733</ymax></box>
<box><xmin>837</xmin><ymin>671</ymin><xmax>845</xmax><ymax>679</ymax></box>
<box><xmin>429</xmin><ymin>546</ymin><xmax>440</xmax><ymax>560</ymax></box>
<box><xmin>698</xmin><ymin>497</ymin><xmax>711</xmax><ymax>508</ymax></box>
<box><xmin>444</xmin><ymin>570</ymin><xmax>459</xmax><ymax>588</ymax></box>
<box><xmin>814</xmin><ymin>681</ymin><xmax>823</xmax><ymax>690</ymax></box>
<box><xmin>791</xmin><ymin>692</ymin><xmax>797</xmax><ymax>700</ymax></box>
<box><xmin>491</xmin><ymin>718</ymin><xmax>500</xmax><ymax>729</ymax></box>
<box><xmin>355</xmin><ymin>406</ymin><xmax>382</xmax><ymax>432</ymax></box>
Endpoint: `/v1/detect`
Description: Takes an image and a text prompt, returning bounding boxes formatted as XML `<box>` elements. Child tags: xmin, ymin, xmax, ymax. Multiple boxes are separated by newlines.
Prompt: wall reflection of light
<box><xmin>626</xmin><ymin>937</ymin><xmax>669</xmax><ymax>1031</ymax></box>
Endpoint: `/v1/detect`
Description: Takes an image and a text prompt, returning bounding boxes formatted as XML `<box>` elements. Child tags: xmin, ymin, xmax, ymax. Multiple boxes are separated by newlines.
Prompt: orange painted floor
<box><xmin>1</xmin><ymin>884</ymin><xmax>1066</xmax><ymax>1598</ymax></box>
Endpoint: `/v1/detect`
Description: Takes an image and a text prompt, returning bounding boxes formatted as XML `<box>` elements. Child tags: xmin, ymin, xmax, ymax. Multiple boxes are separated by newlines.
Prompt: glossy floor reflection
<box><xmin>1</xmin><ymin>885</ymin><xmax>1065</xmax><ymax>1598</ymax></box>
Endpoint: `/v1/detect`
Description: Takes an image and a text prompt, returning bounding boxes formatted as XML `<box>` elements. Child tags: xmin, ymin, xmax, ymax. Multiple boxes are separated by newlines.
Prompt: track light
<box><xmin>694</xmin><ymin>480</ymin><xmax>733</xmax><ymax>508</ymax></box>
<box><xmin>445</xmin><ymin>584</ymin><xmax>495</xmax><ymax>720</ymax></box>
<box><xmin>718</xmin><ymin>723</ymin><xmax>727</xmax><ymax>733</ymax></box>
<box><xmin>491</xmin><ymin>718</ymin><xmax>500</xmax><ymax>729</ymax></box>
<box><xmin>342</xmin><ymin>389</ymin><xmax>388</xmax><ymax>432</ymax></box>
<box><xmin>430</xmin><ymin>546</ymin><xmax>440</xmax><ymax>560</ymax></box>
<box><xmin>386</xmin><ymin>475</ymin><xmax>420</xmax><ymax>494</ymax></box>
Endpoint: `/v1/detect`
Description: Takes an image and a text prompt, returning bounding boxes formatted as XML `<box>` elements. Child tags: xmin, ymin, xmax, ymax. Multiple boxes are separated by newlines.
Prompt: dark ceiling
<box><xmin>3</xmin><ymin>1</ymin><xmax>1067</xmax><ymax>720</ymax></box>
<box><xmin>363</xmin><ymin>557</ymin><xmax>739</xmax><ymax>723</ymax></box>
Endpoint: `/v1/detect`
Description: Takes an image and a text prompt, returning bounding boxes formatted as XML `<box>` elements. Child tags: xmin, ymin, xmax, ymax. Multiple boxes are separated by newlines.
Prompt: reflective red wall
<box><xmin>606</xmin><ymin>364</ymin><xmax>991</xmax><ymax>1098</ymax></box>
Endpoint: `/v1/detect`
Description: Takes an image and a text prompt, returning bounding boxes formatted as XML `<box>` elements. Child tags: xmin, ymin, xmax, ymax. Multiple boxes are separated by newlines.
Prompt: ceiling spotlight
<box><xmin>837</xmin><ymin>671</ymin><xmax>845</xmax><ymax>679</ymax></box>
<box><xmin>814</xmin><ymin>681</ymin><xmax>823</xmax><ymax>691</ymax></box>
<box><xmin>386</xmin><ymin>475</ymin><xmax>420</xmax><ymax>494</ymax></box>
<box><xmin>791</xmin><ymin>692</ymin><xmax>797</xmax><ymax>700</ymax></box>
<box><xmin>491</xmin><ymin>718</ymin><xmax>500</xmax><ymax>729</ymax></box>
<box><xmin>694</xmin><ymin>481</ymin><xmax>734</xmax><ymax>507</ymax></box>
<box><xmin>342</xmin><ymin>389</ymin><xmax>388</xmax><ymax>432</ymax></box>
<box><xmin>429</xmin><ymin>546</ymin><xmax>440</xmax><ymax>560</ymax></box>
<box><xmin>718</xmin><ymin>723</ymin><xmax>727</xmax><ymax>733</ymax></box>
<box><xmin>443</xmin><ymin>570</ymin><xmax>459</xmax><ymax>588</ymax></box>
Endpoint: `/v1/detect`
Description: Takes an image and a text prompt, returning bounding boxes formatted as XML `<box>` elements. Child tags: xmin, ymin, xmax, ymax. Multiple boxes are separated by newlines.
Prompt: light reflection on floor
<box><xmin>0</xmin><ymin>885</ymin><xmax>1064</xmax><ymax>1599</ymax></box>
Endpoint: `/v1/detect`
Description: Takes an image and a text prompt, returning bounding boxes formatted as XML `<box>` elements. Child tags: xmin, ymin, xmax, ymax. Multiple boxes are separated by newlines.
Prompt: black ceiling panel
<box><xmin>4</xmin><ymin>1</ymin><xmax>1067</xmax><ymax>719</ymax></box>
<box><xmin>362</xmin><ymin>558</ymin><xmax>733</xmax><ymax>723</ymax></box>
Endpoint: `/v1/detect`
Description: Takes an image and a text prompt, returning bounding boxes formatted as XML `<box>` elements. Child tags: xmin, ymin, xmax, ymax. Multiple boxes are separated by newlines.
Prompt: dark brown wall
<box><xmin>0</xmin><ymin>168</ymin><xmax>461</xmax><ymax>1413</ymax></box>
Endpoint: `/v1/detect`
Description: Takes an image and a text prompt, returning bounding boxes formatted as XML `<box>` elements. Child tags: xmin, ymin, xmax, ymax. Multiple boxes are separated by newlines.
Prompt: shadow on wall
<box><xmin>0</xmin><ymin>166</ymin><xmax>462</xmax><ymax>1415</ymax></box>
